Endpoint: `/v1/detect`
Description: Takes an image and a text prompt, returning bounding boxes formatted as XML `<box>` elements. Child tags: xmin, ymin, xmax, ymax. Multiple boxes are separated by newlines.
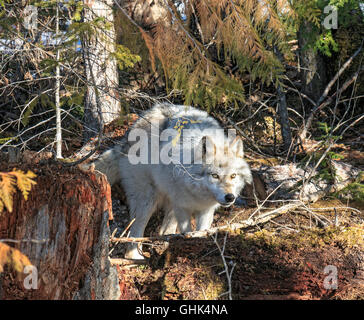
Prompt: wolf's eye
<box><xmin>211</xmin><ymin>173</ymin><xmax>219</xmax><ymax>179</ymax></box>
<box><xmin>231</xmin><ymin>174</ymin><xmax>237</xmax><ymax>179</ymax></box>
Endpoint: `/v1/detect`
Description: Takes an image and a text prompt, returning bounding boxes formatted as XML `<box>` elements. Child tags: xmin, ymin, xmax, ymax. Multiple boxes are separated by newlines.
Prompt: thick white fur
<box><xmin>94</xmin><ymin>103</ymin><xmax>252</xmax><ymax>260</ymax></box>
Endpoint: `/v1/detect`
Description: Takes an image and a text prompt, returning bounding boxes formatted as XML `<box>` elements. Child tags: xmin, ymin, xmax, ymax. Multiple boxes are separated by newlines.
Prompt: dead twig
<box><xmin>109</xmin><ymin>218</ymin><xmax>136</xmax><ymax>256</ymax></box>
<box><xmin>109</xmin><ymin>257</ymin><xmax>147</xmax><ymax>267</ymax></box>
<box><xmin>244</xmin><ymin>181</ymin><xmax>286</xmax><ymax>222</ymax></box>
<box><xmin>110</xmin><ymin>202</ymin><xmax>301</xmax><ymax>244</ymax></box>
<box><xmin>299</xmin><ymin>39</ymin><xmax>364</xmax><ymax>141</ymax></box>
<box><xmin>212</xmin><ymin>232</ymin><xmax>236</xmax><ymax>300</ymax></box>
<box><xmin>0</xmin><ymin>238</ymin><xmax>48</xmax><ymax>244</ymax></box>
<box><xmin>299</xmin><ymin>114</ymin><xmax>363</xmax><ymax>200</ymax></box>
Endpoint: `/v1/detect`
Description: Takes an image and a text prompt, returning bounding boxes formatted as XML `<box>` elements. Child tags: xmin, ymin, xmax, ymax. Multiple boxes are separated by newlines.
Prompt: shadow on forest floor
<box><xmin>110</xmin><ymin>198</ymin><xmax>364</xmax><ymax>300</ymax></box>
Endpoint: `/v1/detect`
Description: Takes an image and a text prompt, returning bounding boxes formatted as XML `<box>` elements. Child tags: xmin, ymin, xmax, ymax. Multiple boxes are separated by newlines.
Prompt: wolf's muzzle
<box><xmin>224</xmin><ymin>193</ymin><xmax>235</xmax><ymax>203</ymax></box>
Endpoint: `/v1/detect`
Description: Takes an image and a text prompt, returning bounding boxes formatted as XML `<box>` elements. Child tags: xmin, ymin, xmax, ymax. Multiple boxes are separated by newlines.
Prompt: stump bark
<box><xmin>0</xmin><ymin>162</ymin><xmax>120</xmax><ymax>300</ymax></box>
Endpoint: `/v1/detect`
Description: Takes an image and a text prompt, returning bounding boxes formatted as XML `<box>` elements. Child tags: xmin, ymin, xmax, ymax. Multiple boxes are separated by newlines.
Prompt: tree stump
<box><xmin>0</xmin><ymin>161</ymin><xmax>120</xmax><ymax>300</ymax></box>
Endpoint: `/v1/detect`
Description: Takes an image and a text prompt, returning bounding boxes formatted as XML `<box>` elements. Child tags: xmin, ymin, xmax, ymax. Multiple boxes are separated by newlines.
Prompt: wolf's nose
<box><xmin>225</xmin><ymin>193</ymin><xmax>235</xmax><ymax>203</ymax></box>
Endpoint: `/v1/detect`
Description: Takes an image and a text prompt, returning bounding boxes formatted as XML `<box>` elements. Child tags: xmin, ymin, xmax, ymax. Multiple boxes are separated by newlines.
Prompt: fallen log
<box><xmin>255</xmin><ymin>161</ymin><xmax>360</xmax><ymax>203</ymax></box>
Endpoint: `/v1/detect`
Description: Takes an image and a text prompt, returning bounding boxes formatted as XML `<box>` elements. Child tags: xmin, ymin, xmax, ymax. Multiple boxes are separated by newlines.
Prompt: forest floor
<box><xmin>109</xmin><ymin>189</ymin><xmax>364</xmax><ymax>300</ymax></box>
<box><xmin>3</xmin><ymin>112</ymin><xmax>363</xmax><ymax>300</ymax></box>
<box><xmin>96</xmin><ymin>116</ymin><xmax>364</xmax><ymax>301</ymax></box>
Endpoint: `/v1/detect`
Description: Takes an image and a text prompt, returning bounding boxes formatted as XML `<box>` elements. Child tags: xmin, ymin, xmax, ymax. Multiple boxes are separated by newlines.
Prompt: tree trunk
<box><xmin>298</xmin><ymin>21</ymin><xmax>327</xmax><ymax>104</ymax></box>
<box><xmin>55</xmin><ymin>0</ymin><xmax>62</xmax><ymax>159</ymax></box>
<box><xmin>0</xmin><ymin>162</ymin><xmax>120</xmax><ymax>300</ymax></box>
<box><xmin>121</xmin><ymin>0</ymin><xmax>168</xmax><ymax>26</ymax></box>
<box><xmin>274</xmin><ymin>47</ymin><xmax>292</xmax><ymax>152</ymax></box>
<box><xmin>83</xmin><ymin>0</ymin><xmax>121</xmax><ymax>140</ymax></box>
<box><xmin>277</xmin><ymin>85</ymin><xmax>292</xmax><ymax>152</ymax></box>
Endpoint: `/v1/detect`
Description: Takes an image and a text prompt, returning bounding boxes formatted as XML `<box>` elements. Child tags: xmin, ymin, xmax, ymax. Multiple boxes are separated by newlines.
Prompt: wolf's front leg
<box><xmin>173</xmin><ymin>207</ymin><xmax>192</xmax><ymax>233</ymax></box>
<box><xmin>159</xmin><ymin>210</ymin><xmax>178</xmax><ymax>235</ymax></box>
<box><xmin>125</xmin><ymin>220</ymin><xmax>149</xmax><ymax>260</ymax></box>
<box><xmin>195</xmin><ymin>207</ymin><xmax>216</xmax><ymax>231</ymax></box>
<box><xmin>124</xmin><ymin>190</ymin><xmax>158</xmax><ymax>260</ymax></box>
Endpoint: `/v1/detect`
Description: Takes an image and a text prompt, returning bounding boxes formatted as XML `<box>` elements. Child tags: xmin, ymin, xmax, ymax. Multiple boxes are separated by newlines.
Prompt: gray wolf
<box><xmin>93</xmin><ymin>103</ymin><xmax>252</xmax><ymax>260</ymax></box>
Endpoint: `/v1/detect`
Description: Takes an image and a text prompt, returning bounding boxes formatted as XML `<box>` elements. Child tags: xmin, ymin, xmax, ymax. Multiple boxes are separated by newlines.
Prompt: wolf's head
<box><xmin>194</xmin><ymin>135</ymin><xmax>253</xmax><ymax>207</ymax></box>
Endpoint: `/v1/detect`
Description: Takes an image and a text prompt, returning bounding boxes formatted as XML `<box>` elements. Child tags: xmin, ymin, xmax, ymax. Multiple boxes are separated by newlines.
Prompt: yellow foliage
<box><xmin>0</xmin><ymin>173</ymin><xmax>16</xmax><ymax>213</ymax></box>
<box><xmin>11</xmin><ymin>169</ymin><xmax>37</xmax><ymax>201</ymax></box>
<box><xmin>0</xmin><ymin>169</ymin><xmax>37</xmax><ymax>213</ymax></box>
<box><xmin>0</xmin><ymin>242</ymin><xmax>32</xmax><ymax>273</ymax></box>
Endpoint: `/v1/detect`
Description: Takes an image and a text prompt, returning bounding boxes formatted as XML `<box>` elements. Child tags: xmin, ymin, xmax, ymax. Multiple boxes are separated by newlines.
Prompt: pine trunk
<box><xmin>274</xmin><ymin>47</ymin><xmax>292</xmax><ymax>152</ymax></box>
<box><xmin>277</xmin><ymin>84</ymin><xmax>292</xmax><ymax>152</ymax></box>
<box><xmin>298</xmin><ymin>21</ymin><xmax>327</xmax><ymax>104</ymax></box>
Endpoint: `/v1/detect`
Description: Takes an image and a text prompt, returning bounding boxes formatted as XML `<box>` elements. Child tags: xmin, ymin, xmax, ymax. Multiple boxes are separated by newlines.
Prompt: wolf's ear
<box><xmin>230</xmin><ymin>136</ymin><xmax>244</xmax><ymax>158</ymax></box>
<box><xmin>195</xmin><ymin>136</ymin><xmax>216</xmax><ymax>163</ymax></box>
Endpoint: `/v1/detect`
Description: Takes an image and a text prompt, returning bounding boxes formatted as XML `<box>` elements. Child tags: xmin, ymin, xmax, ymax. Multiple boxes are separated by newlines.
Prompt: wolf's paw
<box><xmin>125</xmin><ymin>247</ymin><xmax>147</xmax><ymax>261</ymax></box>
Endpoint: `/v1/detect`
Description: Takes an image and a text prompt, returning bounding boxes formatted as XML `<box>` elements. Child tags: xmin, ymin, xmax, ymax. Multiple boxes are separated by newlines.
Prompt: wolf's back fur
<box><xmin>93</xmin><ymin>103</ymin><xmax>252</xmax><ymax>260</ymax></box>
